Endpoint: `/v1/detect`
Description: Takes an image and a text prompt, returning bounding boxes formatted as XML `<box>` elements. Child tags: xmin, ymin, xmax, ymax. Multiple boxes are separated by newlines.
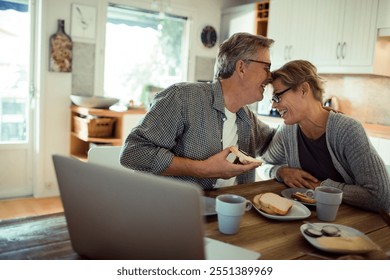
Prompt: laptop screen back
<box><xmin>52</xmin><ymin>154</ymin><xmax>205</xmax><ymax>260</ymax></box>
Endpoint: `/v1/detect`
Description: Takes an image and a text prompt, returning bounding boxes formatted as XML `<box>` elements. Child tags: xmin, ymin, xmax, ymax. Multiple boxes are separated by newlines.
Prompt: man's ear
<box><xmin>236</xmin><ymin>60</ymin><xmax>246</xmax><ymax>77</ymax></box>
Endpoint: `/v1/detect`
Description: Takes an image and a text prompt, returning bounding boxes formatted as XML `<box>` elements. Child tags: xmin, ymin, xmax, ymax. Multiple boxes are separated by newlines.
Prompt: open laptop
<box><xmin>52</xmin><ymin>154</ymin><xmax>260</xmax><ymax>260</ymax></box>
<box><xmin>87</xmin><ymin>146</ymin><xmax>127</xmax><ymax>171</ymax></box>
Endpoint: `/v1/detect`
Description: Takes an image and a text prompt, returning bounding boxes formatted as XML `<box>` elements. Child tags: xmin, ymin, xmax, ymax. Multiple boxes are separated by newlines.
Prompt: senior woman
<box><xmin>260</xmin><ymin>60</ymin><xmax>390</xmax><ymax>212</ymax></box>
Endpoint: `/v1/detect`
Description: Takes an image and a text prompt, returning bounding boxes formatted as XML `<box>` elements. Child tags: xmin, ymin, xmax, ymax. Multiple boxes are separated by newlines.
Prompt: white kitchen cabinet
<box><xmin>220</xmin><ymin>1</ymin><xmax>270</xmax><ymax>43</ymax></box>
<box><xmin>369</xmin><ymin>136</ymin><xmax>381</xmax><ymax>151</ymax></box>
<box><xmin>377</xmin><ymin>0</ymin><xmax>390</xmax><ymax>30</ymax></box>
<box><xmin>369</xmin><ymin>136</ymin><xmax>390</xmax><ymax>165</ymax></box>
<box><xmin>220</xmin><ymin>3</ymin><xmax>256</xmax><ymax>42</ymax></box>
<box><xmin>376</xmin><ymin>0</ymin><xmax>390</xmax><ymax>77</ymax></box>
<box><xmin>374</xmin><ymin>0</ymin><xmax>390</xmax><ymax>77</ymax></box>
<box><xmin>267</xmin><ymin>0</ymin><xmax>317</xmax><ymax>69</ymax></box>
<box><xmin>311</xmin><ymin>0</ymin><xmax>378</xmax><ymax>73</ymax></box>
<box><xmin>378</xmin><ymin>138</ymin><xmax>390</xmax><ymax>165</ymax></box>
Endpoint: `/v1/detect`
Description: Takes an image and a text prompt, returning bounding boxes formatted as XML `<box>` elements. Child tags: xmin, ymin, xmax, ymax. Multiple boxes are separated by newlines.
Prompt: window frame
<box><xmin>95</xmin><ymin>1</ymin><xmax>192</xmax><ymax>99</ymax></box>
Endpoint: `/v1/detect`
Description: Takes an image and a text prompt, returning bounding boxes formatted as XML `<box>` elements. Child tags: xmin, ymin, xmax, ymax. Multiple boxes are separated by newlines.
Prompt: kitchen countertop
<box><xmin>258</xmin><ymin>115</ymin><xmax>390</xmax><ymax>139</ymax></box>
<box><xmin>363</xmin><ymin>123</ymin><xmax>390</xmax><ymax>139</ymax></box>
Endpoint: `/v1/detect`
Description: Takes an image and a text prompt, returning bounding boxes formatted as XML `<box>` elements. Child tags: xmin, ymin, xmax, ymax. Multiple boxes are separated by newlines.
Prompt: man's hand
<box><xmin>277</xmin><ymin>167</ymin><xmax>319</xmax><ymax>189</ymax></box>
<box><xmin>162</xmin><ymin>147</ymin><xmax>261</xmax><ymax>179</ymax></box>
<box><xmin>200</xmin><ymin>147</ymin><xmax>261</xmax><ymax>179</ymax></box>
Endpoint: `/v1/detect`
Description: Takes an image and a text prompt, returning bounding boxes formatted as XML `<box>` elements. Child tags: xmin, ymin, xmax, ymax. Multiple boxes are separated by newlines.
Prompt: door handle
<box><xmin>336</xmin><ymin>42</ymin><xmax>341</xmax><ymax>59</ymax></box>
<box><xmin>341</xmin><ymin>42</ymin><xmax>346</xmax><ymax>59</ymax></box>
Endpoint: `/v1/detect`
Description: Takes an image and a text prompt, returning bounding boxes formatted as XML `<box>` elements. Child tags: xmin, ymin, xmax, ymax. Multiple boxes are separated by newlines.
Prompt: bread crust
<box><xmin>253</xmin><ymin>194</ymin><xmax>277</xmax><ymax>215</ymax></box>
<box><xmin>253</xmin><ymin>193</ymin><xmax>262</xmax><ymax>209</ymax></box>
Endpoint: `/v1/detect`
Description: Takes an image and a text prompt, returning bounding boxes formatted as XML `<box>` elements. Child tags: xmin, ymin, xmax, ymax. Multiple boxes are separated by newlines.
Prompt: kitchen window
<box><xmin>0</xmin><ymin>0</ymin><xmax>29</xmax><ymax>142</ymax></box>
<box><xmin>104</xmin><ymin>4</ymin><xmax>189</xmax><ymax>107</ymax></box>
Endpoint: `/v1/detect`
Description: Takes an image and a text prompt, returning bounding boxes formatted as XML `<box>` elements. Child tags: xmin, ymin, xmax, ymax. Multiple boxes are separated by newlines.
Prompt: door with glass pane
<box><xmin>0</xmin><ymin>0</ymin><xmax>33</xmax><ymax>198</ymax></box>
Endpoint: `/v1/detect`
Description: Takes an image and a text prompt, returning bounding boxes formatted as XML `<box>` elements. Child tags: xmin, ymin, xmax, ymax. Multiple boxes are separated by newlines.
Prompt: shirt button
<box><xmin>223</xmin><ymin>117</ymin><xmax>227</xmax><ymax>121</ymax></box>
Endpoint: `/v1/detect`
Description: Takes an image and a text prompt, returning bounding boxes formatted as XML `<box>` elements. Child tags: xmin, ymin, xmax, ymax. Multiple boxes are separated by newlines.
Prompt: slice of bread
<box><xmin>291</xmin><ymin>191</ymin><xmax>316</xmax><ymax>204</ymax></box>
<box><xmin>253</xmin><ymin>194</ymin><xmax>277</xmax><ymax>215</ymax></box>
<box><xmin>230</xmin><ymin>146</ymin><xmax>262</xmax><ymax>165</ymax></box>
<box><xmin>253</xmin><ymin>193</ymin><xmax>293</xmax><ymax>216</ymax></box>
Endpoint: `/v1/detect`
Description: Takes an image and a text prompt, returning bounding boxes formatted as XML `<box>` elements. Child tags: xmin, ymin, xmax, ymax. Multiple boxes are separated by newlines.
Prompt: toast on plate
<box><xmin>253</xmin><ymin>192</ymin><xmax>293</xmax><ymax>216</ymax></box>
<box><xmin>291</xmin><ymin>191</ymin><xmax>316</xmax><ymax>204</ymax></box>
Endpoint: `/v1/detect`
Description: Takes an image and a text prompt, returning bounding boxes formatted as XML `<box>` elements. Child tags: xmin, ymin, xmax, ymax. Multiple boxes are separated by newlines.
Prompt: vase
<box><xmin>49</xmin><ymin>19</ymin><xmax>72</xmax><ymax>72</ymax></box>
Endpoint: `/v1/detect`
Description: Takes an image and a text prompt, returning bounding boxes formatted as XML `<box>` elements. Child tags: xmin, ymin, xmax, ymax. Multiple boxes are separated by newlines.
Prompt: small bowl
<box><xmin>70</xmin><ymin>94</ymin><xmax>119</xmax><ymax>109</ymax></box>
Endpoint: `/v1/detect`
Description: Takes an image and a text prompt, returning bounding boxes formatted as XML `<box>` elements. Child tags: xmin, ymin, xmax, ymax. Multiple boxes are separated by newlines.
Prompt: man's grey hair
<box><xmin>214</xmin><ymin>32</ymin><xmax>274</xmax><ymax>80</ymax></box>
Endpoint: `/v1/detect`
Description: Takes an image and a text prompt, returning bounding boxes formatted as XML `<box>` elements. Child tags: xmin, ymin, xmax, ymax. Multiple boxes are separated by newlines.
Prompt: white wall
<box><xmin>35</xmin><ymin>0</ymin><xmax>236</xmax><ymax>197</ymax></box>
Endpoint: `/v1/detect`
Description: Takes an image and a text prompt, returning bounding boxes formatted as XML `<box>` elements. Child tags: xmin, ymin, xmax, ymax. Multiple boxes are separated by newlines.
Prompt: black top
<box><xmin>297</xmin><ymin>127</ymin><xmax>344</xmax><ymax>182</ymax></box>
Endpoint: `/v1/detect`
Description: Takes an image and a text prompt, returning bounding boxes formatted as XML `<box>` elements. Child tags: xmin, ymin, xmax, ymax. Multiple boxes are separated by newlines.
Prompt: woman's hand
<box><xmin>277</xmin><ymin>167</ymin><xmax>319</xmax><ymax>189</ymax></box>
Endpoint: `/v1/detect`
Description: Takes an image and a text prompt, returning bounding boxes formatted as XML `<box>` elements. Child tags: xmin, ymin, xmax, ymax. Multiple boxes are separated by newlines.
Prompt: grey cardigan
<box><xmin>260</xmin><ymin>111</ymin><xmax>390</xmax><ymax>212</ymax></box>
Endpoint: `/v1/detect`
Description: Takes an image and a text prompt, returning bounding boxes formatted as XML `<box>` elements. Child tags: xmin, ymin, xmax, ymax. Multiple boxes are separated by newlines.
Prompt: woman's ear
<box><xmin>301</xmin><ymin>82</ymin><xmax>310</xmax><ymax>96</ymax></box>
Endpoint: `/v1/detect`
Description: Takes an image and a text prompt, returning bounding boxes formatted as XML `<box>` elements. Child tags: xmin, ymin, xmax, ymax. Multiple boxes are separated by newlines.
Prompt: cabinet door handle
<box><xmin>341</xmin><ymin>42</ymin><xmax>346</xmax><ymax>59</ymax></box>
<box><xmin>336</xmin><ymin>42</ymin><xmax>341</xmax><ymax>59</ymax></box>
<box><xmin>288</xmin><ymin>45</ymin><xmax>292</xmax><ymax>60</ymax></box>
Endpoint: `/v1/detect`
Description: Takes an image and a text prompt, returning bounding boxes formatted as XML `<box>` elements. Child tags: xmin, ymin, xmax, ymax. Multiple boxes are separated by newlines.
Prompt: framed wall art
<box><xmin>71</xmin><ymin>4</ymin><xmax>96</xmax><ymax>40</ymax></box>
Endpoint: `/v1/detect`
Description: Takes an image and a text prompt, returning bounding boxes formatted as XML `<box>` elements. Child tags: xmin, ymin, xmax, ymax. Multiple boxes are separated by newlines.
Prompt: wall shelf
<box><xmin>255</xmin><ymin>0</ymin><xmax>269</xmax><ymax>36</ymax></box>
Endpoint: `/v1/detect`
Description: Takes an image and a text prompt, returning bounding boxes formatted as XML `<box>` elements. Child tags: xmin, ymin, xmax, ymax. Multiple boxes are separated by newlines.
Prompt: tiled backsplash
<box><xmin>322</xmin><ymin>74</ymin><xmax>390</xmax><ymax>126</ymax></box>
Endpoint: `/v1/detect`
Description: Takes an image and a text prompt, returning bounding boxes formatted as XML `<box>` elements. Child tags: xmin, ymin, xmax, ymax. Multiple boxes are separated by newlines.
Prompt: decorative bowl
<box><xmin>70</xmin><ymin>94</ymin><xmax>119</xmax><ymax>109</ymax></box>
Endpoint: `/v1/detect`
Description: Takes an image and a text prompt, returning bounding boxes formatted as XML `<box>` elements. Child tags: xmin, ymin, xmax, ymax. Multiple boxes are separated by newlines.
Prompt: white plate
<box><xmin>253</xmin><ymin>200</ymin><xmax>311</xmax><ymax>221</ymax></box>
<box><xmin>203</xmin><ymin>197</ymin><xmax>216</xmax><ymax>216</ymax></box>
<box><xmin>281</xmin><ymin>188</ymin><xmax>316</xmax><ymax>207</ymax></box>
<box><xmin>300</xmin><ymin>223</ymin><xmax>380</xmax><ymax>254</ymax></box>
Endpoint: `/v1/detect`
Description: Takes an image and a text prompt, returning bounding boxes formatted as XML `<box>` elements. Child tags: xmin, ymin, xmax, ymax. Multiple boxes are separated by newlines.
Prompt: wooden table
<box><xmin>204</xmin><ymin>180</ymin><xmax>390</xmax><ymax>260</ymax></box>
<box><xmin>0</xmin><ymin>179</ymin><xmax>389</xmax><ymax>260</ymax></box>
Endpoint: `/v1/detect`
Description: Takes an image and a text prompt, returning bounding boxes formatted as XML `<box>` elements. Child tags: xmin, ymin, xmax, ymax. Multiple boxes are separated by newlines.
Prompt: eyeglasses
<box><xmin>247</xmin><ymin>59</ymin><xmax>271</xmax><ymax>72</ymax></box>
<box><xmin>271</xmin><ymin>87</ymin><xmax>291</xmax><ymax>103</ymax></box>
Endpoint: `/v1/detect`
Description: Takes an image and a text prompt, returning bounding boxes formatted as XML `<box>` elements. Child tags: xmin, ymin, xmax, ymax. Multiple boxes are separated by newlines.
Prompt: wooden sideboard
<box><xmin>70</xmin><ymin>106</ymin><xmax>145</xmax><ymax>161</ymax></box>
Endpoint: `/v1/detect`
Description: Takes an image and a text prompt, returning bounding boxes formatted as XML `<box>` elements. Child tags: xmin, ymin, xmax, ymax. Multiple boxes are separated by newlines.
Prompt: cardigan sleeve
<box><xmin>258</xmin><ymin>125</ymin><xmax>289</xmax><ymax>181</ymax></box>
<box><xmin>325</xmin><ymin>115</ymin><xmax>390</xmax><ymax>212</ymax></box>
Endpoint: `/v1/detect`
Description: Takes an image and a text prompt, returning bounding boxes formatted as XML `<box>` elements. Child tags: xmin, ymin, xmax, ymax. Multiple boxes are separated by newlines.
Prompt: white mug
<box><xmin>215</xmin><ymin>194</ymin><xmax>252</xmax><ymax>235</ymax></box>
<box><xmin>306</xmin><ymin>186</ymin><xmax>343</xmax><ymax>222</ymax></box>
